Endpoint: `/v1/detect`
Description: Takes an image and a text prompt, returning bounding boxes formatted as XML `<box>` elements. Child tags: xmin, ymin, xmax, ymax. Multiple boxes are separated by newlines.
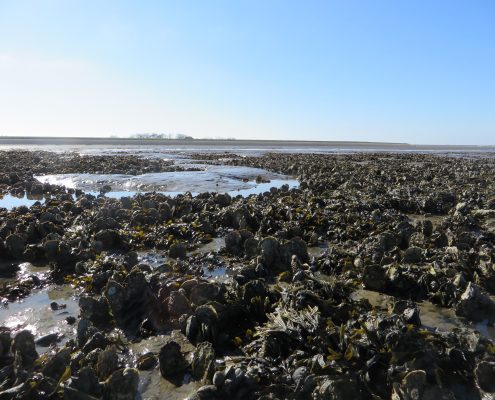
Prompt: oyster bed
<box><xmin>1</xmin><ymin>150</ymin><xmax>495</xmax><ymax>399</ymax></box>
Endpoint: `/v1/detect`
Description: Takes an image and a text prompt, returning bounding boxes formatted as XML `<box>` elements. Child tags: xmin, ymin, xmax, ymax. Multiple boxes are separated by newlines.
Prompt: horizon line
<box><xmin>0</xmin><ymin>136</ymin><xmax>494</xmax><ymax>148</ymax></box>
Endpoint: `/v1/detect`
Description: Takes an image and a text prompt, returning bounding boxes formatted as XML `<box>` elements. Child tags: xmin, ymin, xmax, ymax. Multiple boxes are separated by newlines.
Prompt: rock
<box><xmin>104</xmin><ymin>280</ymin><xmax>126</xmax><ymax>323</ymax></box>
<box><xmin>103</xmin><ymin>368</ymin><xmax>139</xmax><ymax>400</ymax></box>
<box><xmin>455</xmin><ymin>282</ymin><xmax>495</xmax><ymax>321</ymax></box>
<box><xmin>225</xmin><ymin>230</ymin><xmax>244</xmax><ymax>256</ymax></box>
<box><xmin>188</xmin><ymin>385</ymin><xmax>220</xmax><ymax>400</ymax></box>
<box><xmin>169</xmin><ymin>242</ymin><xmax>187</xmax><ymax>259</ymax></box>
<box><xmin>362</xmin><ymin>264</ymin><xmax>386</xmax><ymax>291</ymax></box>
<box><xmin>94</xmin><ymin>229</ymin><xmax>121</xmax><ymax>250</ymax></box>
<box><xmin>43</xmin><ymin>240</ymin><xmax>59</xmax><ymax>261</ymax></box>
<box><xmin>79</xmin><ymin>296</ymin><xmax>112</xmax><ymax>327</ymax></box>
<box><xmin>433</xmin><ymin>232</ymin><xmax>448</xmax><ymax>248</ymax></box>
<box><xmin>403</xmin><ymin>247</ymin><xmax>423</xmax><ymax>264</ymax></box>
<box><xmin>292</xmin><ymin>366</ymin><xmax>308</xmax><ymax>386</ymax></box>
<box><xmin>97</xmin><ymin>345</ymin><xmax>119</xmax><ymax>380</ymax></box>
<box><xmin>43</xmin><ymin>239</ymin><xmax>74</xmax><ymax>265</ymax></box>
<box><xmin>391</xmin><ymin>300</ymin><xmax>421</xmax><ymax>326</ymax></box>
<box><xmin>158</xmin><ymin>341</ymin><xmax>188</xmax><ymax>382</ymax></box>
<box><xmin>5</xmin><ymin>234</ymin><xmax>26</xmax><ymax>259</ymax></box>
<box><xmin>103</xmin><ymin>269</ymin><xmax>149</xmax><ymax>330</ymax></box>
<box><xmin>186</xmin><ymin>315</ymin><xmax>199</xmax><ymax>341</ymax></box>
<box><xmin>83</xmin><ymin>332</ymin><xmax>110</xmax><ymax>353</ymax></box>
<box><xmin>408</xmin><ymin>232</ymin><xmax>426</xmax><ymax>248</ymax></box>
<box><xmin>66</xmin><ymin>366</ymin><xmax>101</xmax><ymax>398</ymax></box>
<box><xmin>181</xmin><ymin>279</ymin><xmax>199</xmax><ymax>294</ymax></box>
<box><xmin>120</xmin><ymin>197</ymin><xmax>133</xmax><ymax>209</ymax></box>
<box><xmin>240</xmin><ymin>279</ymin><xmax>267</xmax><ymax>304</ymax></box>
<box><xmin>0</xmin><ymin>327</ymin><xmax>11</xmax><ymax>356</ymax></box>
<box><xmin>77</xmin><ymin>318</ymin><xmax>97</xmax><ymax>346</ymax></box>
<box><xmin>212</xmin><ymin>371</ymin><xmax>225</xmax><ymax>388</ymax></box>
<box><xmin>100</xmin><ymin>185</ymin><xmax>112</xmax><ymax>194</ymax></box>
<box><xmin>136</xmin><ymin>352</ymin><xmax>157</xmax><ymax>370</ymax></box>
<box><xmin>64</xmin><ymin>385</ymin><xmax>99</xmax><ymax>400</ymax></box>
<box><xmin>280</xmin><ymin>237</ymin><xmax>309</xmax><ymax>266</ymax></box>
<box><xmin>50</xmin><ymin>301</ymin><xmax>67</xmax><ymax>310</ymax></box>
<box><xmin>244</xmin><ymin>238</ymin><xmax>259</xmax><ymax>258</ymax></box>
<box><xmin>399</xmin><ymin>370</ymin><xmax>426</xmax><ymax>400</ymax></box>
<box><xmin>215</xmin><ymin>193</ymin><xmax>231</xmax><ymax>206</ymax></box>
<box><xmin>192</xmin><ymin>342</ymin><xmax>215</xmax><ymax>383</ymax></box>
<box><xmin>42</xmin><ymin>348</ymin><xmax>71</xmax><ymax>381</ymax></box>
<box><xmin>475</xmin><ymin>361</ymin><xmax>495</xmax><ymax>392</ymax></box>
<box><xmin>258</xmin><ymin>237</ymin><xmax>280</xmax><ymax>269</ymax></box>
<box><xmin>124</xmin><ymin>251</ymin><xmax>138</xmax><ymax>269</ymax></box>
<box><xmin>194</xmin><ymin>305</ymin><xmax>219</xmax><ymax>342</ymax></box>
<box><xmin>317</xmin><ymin>375</ymin><xmax>361</xmax><ymax>400</ymax></box>
<box><xmin>189</xmin><ymin>282</ymin><xmax>222</xmax><ymax>306</ymax></box>
<box><xmin>168</xmin><ymin>290</ymin><xmax>192</xmax><ymax>318</ymax></box>
<box><xmin>421</xmin><ymin>220</ymin><xmax>434</xmax><ymax>236</ymax></box>
<box><xmin>0</xmin><ymin>262</ymin><xmax>17</xmax><ymax>277</ymax></box>
<box><xmin>12</xmin><ymin>330</ymin><xmax>38</xmax><ymax>369</ymax></box>
<box><xmin>35</xmin><ymin>332</ymin><xmax>61</xmax><ymax>347</ymax></box>
<box><xmin>377</xmin><ymin>231</ymin><xmax>398</xmax><ymax>252</ymax></box>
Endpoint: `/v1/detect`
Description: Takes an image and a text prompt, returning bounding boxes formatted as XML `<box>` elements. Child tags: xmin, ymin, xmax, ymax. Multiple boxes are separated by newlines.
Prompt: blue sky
<box><xmin>0</xmin><ymin>1</ymin><xmax>494</xmax><ymax>144</ymax></box>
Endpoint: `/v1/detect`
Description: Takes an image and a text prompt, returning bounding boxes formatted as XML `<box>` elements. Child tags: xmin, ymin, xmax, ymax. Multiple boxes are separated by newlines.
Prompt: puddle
<box><xmin>407</xmin><ymin>213</ymin><xmax>445</xmax><ymax>229</ymax></box>
<box><xmin>0</xmin><ymin>284</ymin><xmax>79</xmax><ymax>353</ymax></box>
<box><xmin>308</xmin><ymin>243</ymin><xmax>329</xmax><ymax>258</ymax></box>
<box><xmin>137</xmin><ymin>237</ymin><xmax>231</xmax><ymax>281</ymax></box>
<box><xmin>201</xmin><ymin>265</ymin><xmax>231</xmax><ymax>281</ymax></box>
<box><xmin>137</xmin><ymin>251</ymin><xmax>168</xmax><ymax>269</ymax></box>
<box><xmin>137</xmin><ymin>369</ymin><xmax>201</xmax><ymax>399</ymax></box>
<box><xmin>228</xmin><ymin>179</ymin><xmax>298</xmax><ymax>197</ymax></box>
<box><xmin>129</xmin><ymin>332</ymin><xmax>201</xmax><ymax>399</ymax></box>
<box><xmin>190</xmin><ymin>237</ymin><xmax>225</xmax><ymax>256</ymax></box>
<box><xmin>0</xmin><ymin>262</ymin><xmax>50</xmax><ymax>285</ymax></box>
<box><xmin>352</xmin><ymin>289</ymin><xmax>495</xmax><ymax>341</ymax></box>
<box><xmin>137</xmin><ymin>238</ymin><xmax>226</xmax><ymax>267</ymax></box>
<box><xmin>0</xmin><ymin>178</ymin><xmax>298</xmax><ymax>210</ymax></box>
<box><xmin>0</xmin><ymin>194</ymin><xmax>44</xmax><ymax>210</ymax></box>
<box><xmin>417</xmin><ymin>300</ymin><xmax>466</xmax><ymax>332</ymax></box>
<box><xmin>36</xmin><ymin>163</ymin><xmax>298</xmax><ymax>195</ymax></box>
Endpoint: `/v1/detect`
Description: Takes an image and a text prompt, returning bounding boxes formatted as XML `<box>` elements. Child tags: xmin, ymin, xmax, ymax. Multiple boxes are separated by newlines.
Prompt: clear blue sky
<box><xmin>0</xmin><ymin>1</ymin><xmax>494</xmax><ymax>144</ymax></box>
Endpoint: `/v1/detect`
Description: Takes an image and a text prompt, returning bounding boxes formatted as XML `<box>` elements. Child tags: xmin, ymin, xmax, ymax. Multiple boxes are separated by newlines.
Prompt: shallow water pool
<box><xmin>352</xmin><ymin>288</ymin><xmax>495</xmax><ymax>341</ymax></box>
<box><xmin>0</xmin><ymin>178</ymin><xmax>298</xmax><ymax>210</ymax></box>
<box><xmin>0</xmin><ymin>284</ymin><xmax>79</xmax><ymax>353</ymax></box>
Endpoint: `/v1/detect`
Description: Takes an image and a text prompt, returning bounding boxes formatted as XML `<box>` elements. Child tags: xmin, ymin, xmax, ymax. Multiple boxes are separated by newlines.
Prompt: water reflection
<box><xmin>0</xmin><ymin>285</ymin><xmax>79</xmax><ymax>353</ymax></box>
<box><xmin>0</xmin><ymin>193</ymin><xmax>44</xmax><ymax>209</ymax></box>
<box><xmin>0</xmin><ymin>179</ymin><xmax>299</xmax><ymax>210</ymax></box>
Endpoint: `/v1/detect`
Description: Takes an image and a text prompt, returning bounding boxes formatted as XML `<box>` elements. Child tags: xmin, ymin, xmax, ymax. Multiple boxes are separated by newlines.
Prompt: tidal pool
<box><xmin>137</xmin><ymin>237</ymin><xmax>231</xmax><ymax>281</ymax></box>
<box><xmin>352</xmin><ymin>288</ymin><xmax>495</xmax><ymax>341</ymax></box>
<box><xmin>0</xmin><ymin>261</ymin><xmax>50</xmax><ymax>286</ymax></box>
<box><xmin>0</xmin><ymin>284</ymin><xmax>79</xmax><ymax>353</ymax></box>
<box><xmin>0</xmin><ymin>193</ymin><xmax>44</xmax><ymax>210</ymax></box>
<box><xmin>0</xmin><ymin>176</ymin><xmax>298</xmax><ymax>210</ymax></box>
<box><xmin>35</xmin><ymin>164</ymin><xmax>298</xmax><ymax>194</ymax></box>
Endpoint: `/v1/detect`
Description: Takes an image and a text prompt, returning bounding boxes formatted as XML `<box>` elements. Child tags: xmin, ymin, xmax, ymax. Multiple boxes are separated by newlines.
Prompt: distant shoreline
<box><xmin>0</xmin><ymin>136</ymin><xmax>493</xmax><ymax>151</ymax></box>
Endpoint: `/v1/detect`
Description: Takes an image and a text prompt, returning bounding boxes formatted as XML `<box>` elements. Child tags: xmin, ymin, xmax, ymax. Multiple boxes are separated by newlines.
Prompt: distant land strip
<box><xmin>0</xmin><ymin>136</ymin><xmax>493</xmax><ymax>151</ymax></box>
